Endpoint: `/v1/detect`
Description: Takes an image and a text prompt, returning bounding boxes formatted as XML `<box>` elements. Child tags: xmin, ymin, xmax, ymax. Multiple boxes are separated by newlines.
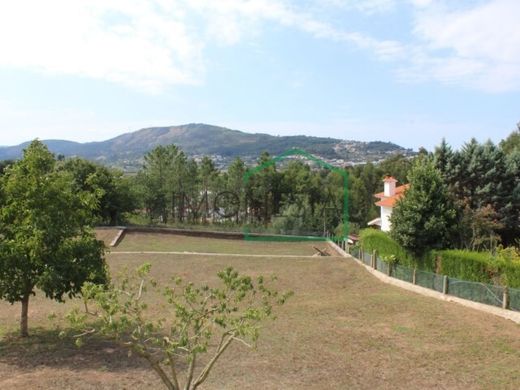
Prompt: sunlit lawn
<box><xmin>0</xmin><ymin>236</ymin><xmax>519</xmax><ymax>389</ymax></box>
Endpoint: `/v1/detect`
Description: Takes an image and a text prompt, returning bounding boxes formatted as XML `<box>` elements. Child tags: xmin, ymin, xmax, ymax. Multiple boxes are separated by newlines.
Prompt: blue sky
<box><xmin>0</xmin><ymin>0</ymin><xmax>518</xmax><ymax>150</ymax></box>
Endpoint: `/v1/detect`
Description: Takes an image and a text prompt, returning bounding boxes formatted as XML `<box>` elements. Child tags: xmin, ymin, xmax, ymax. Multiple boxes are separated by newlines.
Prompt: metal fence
<box><xmin>349</xmin><ymin>248</ymin><xmax>520</xmax><ymax>313</ymax></box>
<box><xmin>509</xmin><ymin>288</ymin><xmax>520</xmax><ymax>312</ymax></box>
<box><xmin>415</xmin><ymin>269</ymin><xmax>444</xmax><ymax>293</ymax></box>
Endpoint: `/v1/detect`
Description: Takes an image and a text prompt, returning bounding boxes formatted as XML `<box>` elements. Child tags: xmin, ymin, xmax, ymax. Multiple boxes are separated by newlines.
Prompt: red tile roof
<box><xmin>374</xmin><ymin>183</ymin><xmax>410</xmax><ymax>199</ymax></box>
<box><xmin>374</xmin><ymin>184</ymin><xmax>410</xmax><ymax>207</ymax></box>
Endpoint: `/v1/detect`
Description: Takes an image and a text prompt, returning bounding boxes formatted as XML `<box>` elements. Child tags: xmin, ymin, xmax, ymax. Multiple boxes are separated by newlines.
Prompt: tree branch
<box><xmin>167</xmin><ymin>352</ymin><xmax>181</xmax><ymax>390</ymax></box>
<box><xmin>191</xmin><ymin>333</ymin><xmax>235</xmax><ymax>389</ymax></box>
<box><xmin>184</xmin><ymin>353</ymin><xmax>196</xmax><ymax>390</ymax></box>
<box><xmin>136</xmin><ymin>347</ymin><xmax>177</xmax><ymax>390</ymax></box>
<box><xmin>137</xmin><ymin>279</ymin><xmax>145</xmax><ymax>300</ymax></box>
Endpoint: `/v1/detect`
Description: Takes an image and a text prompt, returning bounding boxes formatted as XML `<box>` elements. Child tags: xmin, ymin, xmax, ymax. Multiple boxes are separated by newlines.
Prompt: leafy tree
<box><xmin>67</xmin><ymin>264</ymin><xmax>292</xmax><ymax>390</ymax></box>
<box><xmin>62</xmin><ymin>158</ymin><xmax>137</xmax><ymax>225</ymax></box>
<box><xmin>504</xmin><ymin>149</ymin><xmax>520</xmax><ymax>242</ymax></box>
<box><xmin>246</xmin><ymin>152</ymin><xmax>279</xmax><ymax>225</ymax></box>
<box><xmin>0</xmin><ymin>160</ymin><xmax>14</xmax><ymax>176</ymax></box>
<box><xmin>500</xmin><ymin>123</ymin><xmax>520</xmax><ymax>154</ymax></box>
<box><xmin>198</xmin><ymin>156</ymin><xmax>218</xmax><ymax>222</ymax></box>
<box><xmin>0</xmin><ymin>141</ymin><xmax>107</xmax><ymax>336</ymax></box>
<box><xmin>137</xmin><ymin>145</ymin><xmax>182</xmax><ymax>223</ymax></box>
<box><xmin>459</xmin><ymin>204</ymin><xmax>504</xmax><ymax>251</ymax></box>
<box><xmin>225</xmin><ymin>157</ymin><xmax>247</xmax><ymax>223</ymax></box>
<box><xmin>378</xmin><ymin>153</ymin><xmax>412</xmax><ymax>184</ymax></box>
<box><xmin>390</xmin><ymin>158</ymin><xmax>457</xmax><ymax>257</ymax></box>
<box><xmin>348</xmin><ymin>175</ymin><xmax>371</xmax><ymax>228</ymax></box>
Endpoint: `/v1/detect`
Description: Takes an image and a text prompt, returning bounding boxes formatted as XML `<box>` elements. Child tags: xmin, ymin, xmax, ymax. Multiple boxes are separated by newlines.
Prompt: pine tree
<box><xmin>390</xmin><ymin>158</ymin><xmax>457</xmax><ymax>257</ymax></box>
<box><xmin>433</xmin><ymin>138</ymin><xmax>453</xmax><ymax>176</ymax></box>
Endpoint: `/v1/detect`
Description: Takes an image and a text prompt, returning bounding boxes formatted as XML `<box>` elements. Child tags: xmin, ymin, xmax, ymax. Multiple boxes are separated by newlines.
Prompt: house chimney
<box><xmin>383</xmin><ymin>176</ymin><xmax>397</xmax><ymax>197</ymax></box>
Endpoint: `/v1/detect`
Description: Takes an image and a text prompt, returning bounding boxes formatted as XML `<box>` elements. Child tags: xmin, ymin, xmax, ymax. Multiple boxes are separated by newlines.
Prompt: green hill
<box><xmin>0</xmin><ymin>123</ymin><xmax>414</xmax><ymax>169</ymax></box>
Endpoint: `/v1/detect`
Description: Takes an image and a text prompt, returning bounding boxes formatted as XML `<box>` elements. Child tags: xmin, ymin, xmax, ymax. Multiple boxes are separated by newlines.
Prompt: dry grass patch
<box><xmin>1</xmin><ymin>253</ymin><xmax>519</xmax><ymax>389</ymax></box>
<box><xmin>113</xmin><ymin>231</ymin><xmax>334</xmax><ymax>256</ymax></box>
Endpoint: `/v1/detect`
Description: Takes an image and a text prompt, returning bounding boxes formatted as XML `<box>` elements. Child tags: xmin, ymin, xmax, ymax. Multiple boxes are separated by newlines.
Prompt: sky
<box><xmin>0</xmin><ymin>0</ymin><xmax>518</xmax><ymax>150</ymax></box>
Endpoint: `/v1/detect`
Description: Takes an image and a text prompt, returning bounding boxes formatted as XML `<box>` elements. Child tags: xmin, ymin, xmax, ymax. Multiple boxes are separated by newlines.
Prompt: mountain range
<box><xmin>0</xmin><ymin>123</ymin><xmax>415</xmax><ymax>170</ymax></box>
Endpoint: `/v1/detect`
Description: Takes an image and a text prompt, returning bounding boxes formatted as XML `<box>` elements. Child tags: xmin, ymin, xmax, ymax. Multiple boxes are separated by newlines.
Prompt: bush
<box><xmin>432</xmin><ymin>250</ymin><xmax>496</xmax><ymax>283</ymax></box>
<box><xmin>359</xmin><ymin>229</ymin><xmax>414</xmax><ymax>266</ymax></box>
<box><xmin>359</xmin><ymin>229</ymin><xmax>520</xmax><ymax>288</ymax></box>
<box><xmin>431</xmin><ymin>249</ymin><xmax>520</xmax><ymax>288</ymax></box>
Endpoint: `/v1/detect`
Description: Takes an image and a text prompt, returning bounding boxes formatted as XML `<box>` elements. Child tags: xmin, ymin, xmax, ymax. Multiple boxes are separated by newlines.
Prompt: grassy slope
<box><xmin>1</xmin><ymin>250</ymin><xmax>519</xmax><ymax>389</ymax></box>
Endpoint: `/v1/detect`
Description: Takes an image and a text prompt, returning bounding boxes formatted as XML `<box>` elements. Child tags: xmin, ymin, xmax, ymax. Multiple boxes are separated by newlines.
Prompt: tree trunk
<box><xmin>20</xmin><ymin>294</ymin><xmax>29</xmax><ymax>337</ymax></box>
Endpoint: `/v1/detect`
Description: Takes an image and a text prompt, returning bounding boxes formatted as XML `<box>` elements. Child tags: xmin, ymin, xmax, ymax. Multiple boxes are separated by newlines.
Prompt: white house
<box><xmin>370</xmin><ymin>176</ymin><xmax>409</xmax><ymax>232</ymax></box>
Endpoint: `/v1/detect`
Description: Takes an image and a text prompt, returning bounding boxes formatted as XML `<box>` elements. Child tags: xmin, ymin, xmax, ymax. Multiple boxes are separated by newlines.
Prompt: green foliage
<box><xmin>0</xmin><ymin>160</ymin><xmax>14</xmax><ymax>176</ymax></box>
<box><xmin>432</xmin><ymin>250</ymin><xmax>496</xmax><ymax>283</ymax></box>
<box><xmin>67</xmin><ymin>264</ymin><xmax>292</xmax><ymax>390</ymax></box>
<box><xmin>499</xmin><ymin>123</ymin><xmax>520</xmax><ymax>154</ymax></box>
<box><xmin>61</xmin><ymin>158</ymin><xmax>137</xmax><ymax>225</ymax></box>
<box><xmin>390</xmin><ymin>158</ymin><xmax>457</xmax><ymax>257</ymax></box>
<box><xmin>430</xmin><ymin>249</ymin><xmax>520</xmax><ymax>288</ymax></box>
<box><xmin>0</xmin><ymin>140</ymin><xmax>107</xmax><ymax>336</ymax></box>
<box><xmin>359</xmin><ymin>229</ymin><xmax>413</xmax><ymax>266</ymax></box>
<box><xmin>436</xmin><ymin>138</ymin><xmax>520</xmax><ymax>246</ymax></box>
<box><xmin>378</xmin><ymin>153</ymin><xmax>412</xmax><ymax>184</ymax></box>
<box><xmin>458</xmin><ymin>204</ymin><xmax>503</xmax><ymax>251</ymax></box>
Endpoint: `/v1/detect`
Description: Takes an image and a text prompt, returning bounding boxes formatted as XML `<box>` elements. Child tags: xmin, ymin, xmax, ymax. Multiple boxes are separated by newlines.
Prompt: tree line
<box><xmin>2</xmin><ymin>126</ymin><xmax>518</xmax><ymax>249</ymax></box>
<box><xmin>391</xmin><ymin>125</ymin><xmax>520</xmax><ymax>257</ymax></box>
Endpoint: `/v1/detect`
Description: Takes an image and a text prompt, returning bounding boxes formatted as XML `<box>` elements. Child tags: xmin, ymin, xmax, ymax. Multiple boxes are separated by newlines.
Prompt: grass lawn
<box><xmin>113</xmin><ymin>231</ymin><xmax>335</xmax><ymax>256</ymax></box>
<box><xmin>1</xmin><ymin>240</ymin><xmax>519</xmax><ymax>389</ymax></box>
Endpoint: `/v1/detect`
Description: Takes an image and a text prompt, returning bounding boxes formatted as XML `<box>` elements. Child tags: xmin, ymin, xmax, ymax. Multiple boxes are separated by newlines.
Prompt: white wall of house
<box><xmin>381</xmin><ymin>206</ymin><xmax>393</xmax><ymax>232</ymax></box>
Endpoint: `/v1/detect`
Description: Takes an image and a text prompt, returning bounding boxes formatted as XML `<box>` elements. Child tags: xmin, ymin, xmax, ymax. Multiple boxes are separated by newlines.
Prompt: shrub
<box><xmin>431</xmin><ymin>249</ymin><xmax>520</xmax><ymax>288</ymax></box>
<box><xmin>359</xmin><ymin>229</ymin><xmax>414</xmax><ymax>266</ymax></box>
<box><xmin>433</xmin><ymin>250</ymin><xmax>496</xmax><ymax>283</ymax></box>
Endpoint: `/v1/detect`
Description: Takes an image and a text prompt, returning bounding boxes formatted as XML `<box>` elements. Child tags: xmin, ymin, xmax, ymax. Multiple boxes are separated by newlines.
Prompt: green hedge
<box><xmin>359</xmin><ymin>230</ymin><xmax>520</xmax><ymax>288</ymax></box>
<box><xmin>431</xmin><ymin>249</ymin><xmax>520</xmax><ymax>288</ymax></box>
<box><xmin>359</xmin><ymin>229</ymin><xmax>414</xmax><ymax>267</ymax></box>
<box><xmin>432</xmin><ymin>250</ymin><xmax>496</xmax><ymax>283</ymax></box>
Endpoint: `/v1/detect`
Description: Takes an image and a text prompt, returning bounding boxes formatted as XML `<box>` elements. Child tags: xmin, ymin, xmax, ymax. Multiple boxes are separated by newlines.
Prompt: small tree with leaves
<box><xmin>66</xmin><ymin>264</ymin><xmax>292</xmax><ymax>390</ymax></box>
<box><xmin>0</xmin><ymin>140</ymin><xmax>107</xmax><ymax>337</ymax></box>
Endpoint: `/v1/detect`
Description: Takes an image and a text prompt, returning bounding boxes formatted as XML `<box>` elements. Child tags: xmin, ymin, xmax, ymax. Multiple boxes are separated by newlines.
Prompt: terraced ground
<box><xmin>112</xmin><ymin>231</ymin><xmax>336</xmax><ymax>256</ymax></box>
<box><xmin>0</xmin><ymin>234</ymin><xmax>519</xmax><ymax>389</ymax></box>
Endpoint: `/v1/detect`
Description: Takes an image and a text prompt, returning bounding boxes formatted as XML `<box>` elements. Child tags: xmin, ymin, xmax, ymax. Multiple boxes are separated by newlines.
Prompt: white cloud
<box><xmin>408</xmin><ymin>0</ymin><xmax>433</xmax><ymax>8</ymax></box>
<box><xmin>318</xmin><ymin>0</ymin><xmax>396</xmax><ymax>14</ymax></box>
<box><xmin>403</xmin><ymin>0</ymin><xmax>520</xmax><ymax>92</ymax></box>
<box><xmin>0</xmin><ymin>0</ymin><xmax>516</xmax><ymax>93</ymax></box>
<box><xmin>0</xmin><ymin>0</ymin><xmax>408</xmax><ymax>93</ymax></box>
<box><xmin>0</xmin><ymin>1</ymin><xmax>203</xmax><ymax>93</ymax></box>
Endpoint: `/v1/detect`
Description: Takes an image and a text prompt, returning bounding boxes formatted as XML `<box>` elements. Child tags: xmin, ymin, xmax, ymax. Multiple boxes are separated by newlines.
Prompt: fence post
<box><xmin>502</xmin><ymin>287</ymin><xmax>510</xmax><ymax>310</ymax></box>
<box><xmin>372</xmin><ymin>250</ymin><xmax>377</xmax><ymax>270</ymax></box>
<box><xmin>387</xmin><ymin>262</ymin><xmax>392</xmax><ymax>277</ymax></box>
<box><xmin>412</xmin><ymin>268</ymin><xmax>417</xmax><ymax>285</ymax></box>
<box><xmin>360</xmin><ymin>246</ymin><xmax>363</xmax><ymax>262</ymax></box>
<box><xmin>443</xmin><ymin>275</ymin><xmax>449</xmax><ymax>295</ymax></box>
